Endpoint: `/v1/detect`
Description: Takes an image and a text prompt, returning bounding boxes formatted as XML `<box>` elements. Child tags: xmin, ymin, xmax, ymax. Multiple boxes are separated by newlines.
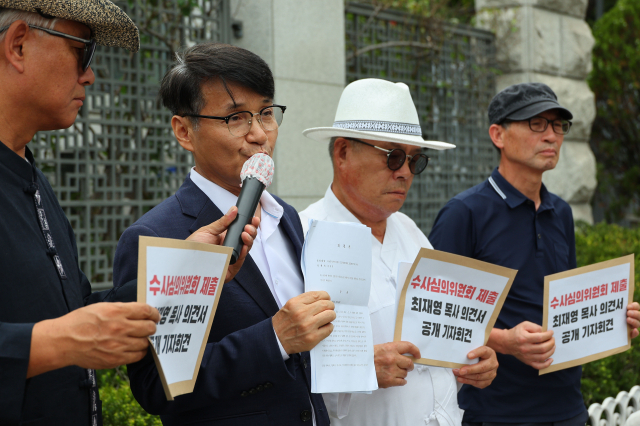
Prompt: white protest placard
<box><xmin>302</xmin><ymin>220</ymin><xmax>377</xmax><ymax>394</ymax></box>
<box><xmin>394</xmin><ymin>248</ymin><xmax>517</xmax><ymax>368</ymax></box>
<box><xmin>540</xmin><ymin>254</ymin><xmax>635</xmax><ymax>375</ymax></box>
<box><xmin>137</xmin><ymin>236</ymin><xmax>232</xmax><ymax>400</ymax></box>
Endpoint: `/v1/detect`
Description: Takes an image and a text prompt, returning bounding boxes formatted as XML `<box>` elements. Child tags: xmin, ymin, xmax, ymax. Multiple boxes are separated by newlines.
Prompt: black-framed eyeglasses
<box><xmin>0</xmin><ymin>24</ymin><xmax>96</xmax><ymax>71</ymax></box>
<box><xmin>506</xmin><ymin>116</ymin><xmax>572</xmax><ymax>135</ymax></box>
<box><xmin>184</xmin><ymin>105</ymin><xmax>286</xmax><ymax>137</ymax></box>
<box><xmin>346</xmin><ymin>138</ymin><xmax>430</xmax><ymax>175</ymax></box>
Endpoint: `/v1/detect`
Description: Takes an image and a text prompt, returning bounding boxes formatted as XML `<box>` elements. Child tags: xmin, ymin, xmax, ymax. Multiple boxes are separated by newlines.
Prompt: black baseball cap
<box><xmin>488</xmin><ymin>83</ymin><xmax>573</xmax><ymax>125</ymax></box>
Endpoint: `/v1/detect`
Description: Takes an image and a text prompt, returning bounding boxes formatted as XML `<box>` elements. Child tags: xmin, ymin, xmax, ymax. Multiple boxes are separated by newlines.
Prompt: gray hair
<box><xmin>0</xmin><ymin>8</ymin><xmax>58</xmax><ymax>43</ymax></box>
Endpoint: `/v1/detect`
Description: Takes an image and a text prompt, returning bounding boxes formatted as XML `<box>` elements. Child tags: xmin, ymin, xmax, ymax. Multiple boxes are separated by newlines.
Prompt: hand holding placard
<box><xmin>628</xmin><ymin>302</ymin><xmax>640</xmax><ymax>339</ymax></box>
<box><xmin>28</xmin><ymin>302</ymin><xmax>160</xmax><ymax>378</ymax></box>
<box><xmin>452</xmin><ymin>345</ymin><xmax>498</xmax><ymax>389</ymax></box>
<box><xmin>489</xmin><ymin>321</ymin><xmax>556</xmax><ymax>370</ymax></box>
<box><xmin>373</xmin><ymin>341</ymin><xmax>420</xmax><ymax>388</ymax></box>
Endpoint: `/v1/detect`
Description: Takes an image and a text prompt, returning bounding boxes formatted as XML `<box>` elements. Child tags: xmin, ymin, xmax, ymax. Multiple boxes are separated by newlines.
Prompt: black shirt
<box><xmin>0</xmin><ymin>141</ymin><xmax>133</xmax><ymax>425</ymax></box>
<box><xmin>429</xmin><ymin>168</ymin><xmax>585</xmax><ymax>422</ymax></box>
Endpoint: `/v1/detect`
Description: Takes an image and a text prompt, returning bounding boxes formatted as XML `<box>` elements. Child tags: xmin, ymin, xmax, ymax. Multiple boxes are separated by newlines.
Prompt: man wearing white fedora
<box><xmin>299</xmin><ymin>78</ymin><xmax>499</xmax><ymax>426</ymax></box>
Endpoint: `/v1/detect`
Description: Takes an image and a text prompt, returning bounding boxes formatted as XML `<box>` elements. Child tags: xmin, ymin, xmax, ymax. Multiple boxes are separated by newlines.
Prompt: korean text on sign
<box><xmin>395</xmin><ymin>249</ymin><xmax>516</xmax><ymax>368</ymax></box>
<box><xmin>541</xmin><ymin>255</ymin><xmax>634</xmax><ymax>375</ymax></box>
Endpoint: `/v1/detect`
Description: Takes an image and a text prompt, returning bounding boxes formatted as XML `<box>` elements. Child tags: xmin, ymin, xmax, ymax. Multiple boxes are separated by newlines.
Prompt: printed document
<box><xmin>302</xmin><ymin>220</ymin><xmax>378</xmax><ymax>394</ymax></box>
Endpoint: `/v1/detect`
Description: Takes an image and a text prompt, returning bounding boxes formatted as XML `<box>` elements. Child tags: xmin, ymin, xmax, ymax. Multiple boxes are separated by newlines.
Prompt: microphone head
<box><xmin>240</xmin><ymin>153</ymin><xmax>275</xmax><ymax>188</ymax></box>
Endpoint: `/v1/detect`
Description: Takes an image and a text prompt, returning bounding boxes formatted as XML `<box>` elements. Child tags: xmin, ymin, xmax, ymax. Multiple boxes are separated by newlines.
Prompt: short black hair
<box><xmin>159</xmin><ymin>42</ymin><xmax>274</xmax><ymax>125</ymax></box>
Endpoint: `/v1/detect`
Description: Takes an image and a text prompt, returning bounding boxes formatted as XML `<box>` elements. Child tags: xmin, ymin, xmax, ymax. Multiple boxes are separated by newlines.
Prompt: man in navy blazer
<box><xmin>112</xmin><ymin>42</ymin><xmax>335</xmax><ymax>425</ymax></box>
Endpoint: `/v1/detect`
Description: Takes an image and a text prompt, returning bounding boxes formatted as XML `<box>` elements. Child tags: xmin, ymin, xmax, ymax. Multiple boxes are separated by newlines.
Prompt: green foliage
<box><xmin>575</xmin><ymin>222</ymin><xmax>640</xmax><ymax>406</ymax></box>
<box><xmin>98</xmin><ymin>367</ymin><xmax>162</xmax><ymax>426</ymax></box>
<box><xmin>588</xmin><ymin>0</ymin><xmax>640</xmax><ymax>222</ymax></box>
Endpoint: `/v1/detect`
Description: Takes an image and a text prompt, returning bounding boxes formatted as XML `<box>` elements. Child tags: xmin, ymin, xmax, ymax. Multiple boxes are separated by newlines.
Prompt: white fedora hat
<box><xmin>303</xmin><ymin>78</ymin><xmax>455</xmax><ymax>150</ymax></box>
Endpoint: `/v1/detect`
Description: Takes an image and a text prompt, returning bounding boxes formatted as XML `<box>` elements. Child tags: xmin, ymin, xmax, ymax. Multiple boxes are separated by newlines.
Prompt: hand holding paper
<box><xmin>186</xmin><ymin>206</ymin><xmax>259</xmax><ymax>283</ymax></box>
<box><xmin>373</xmin><ymin>341</ymin><xmax>420</xmax><ymax>388</ymax></box>
<box><xmin>489</xmin><ymin>321</ymin><xmax>555</xmax><ymax>370</ymax></box>
<box><xmin>272</xmin><ymin>291</ymin><xmax>336</xmax><ymax>354</ymax></box>
<box><xmin>452</xmin><ymin>345</ymin><xmax>498</xmax><ymax>389</ymax></box>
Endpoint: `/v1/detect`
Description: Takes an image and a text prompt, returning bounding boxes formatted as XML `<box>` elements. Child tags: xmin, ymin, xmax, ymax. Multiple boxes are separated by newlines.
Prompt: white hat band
<box><xmin>333</xmin><ymin>120</ymin><xmax>422</xmax><ymax>136</ymax></box>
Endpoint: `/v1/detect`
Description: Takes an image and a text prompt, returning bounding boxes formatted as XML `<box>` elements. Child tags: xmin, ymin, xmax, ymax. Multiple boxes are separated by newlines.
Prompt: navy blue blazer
<box><xmin>112</xmin><ymin>175</ymin><xmax>329</xmax><ymax>426</ymax></box>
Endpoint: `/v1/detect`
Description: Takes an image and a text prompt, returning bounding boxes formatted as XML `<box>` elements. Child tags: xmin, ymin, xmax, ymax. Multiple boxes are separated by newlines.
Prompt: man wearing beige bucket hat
<box><xmin>0</xmin><ymin>2</ymin><xmax>256</xmax><ymax>425</ymax></box>
<box><xmin>299</xmin><ymin>78</ymin><xmax>499</xmax><ymax>426</ymax></box>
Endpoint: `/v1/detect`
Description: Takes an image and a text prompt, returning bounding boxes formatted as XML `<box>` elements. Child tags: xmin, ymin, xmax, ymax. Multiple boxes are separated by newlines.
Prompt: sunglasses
<box><xmin>0</xmin><ymin>24</ymin><xmax>96</xmax><ymax>71</ymax></box>
<box><xmin>346</xmin><ymin>138</ymin><xmax>430</xmax><ymax>175</ymax></box>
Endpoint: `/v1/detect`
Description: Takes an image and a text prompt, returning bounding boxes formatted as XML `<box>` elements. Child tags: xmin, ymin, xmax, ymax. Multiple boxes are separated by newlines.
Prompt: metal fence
<box><xmin>345</xmin><ymin>2</ymin><xmax>498</xmax><ymax>234</ymax></box>
<box><xmin>588</xmin><ymin>385</ymin><xmax>640</xmax><ymax>426</ymax></box>
<box><xmin>31</xmin><ymin>0</ymin><xmax>231</xmax><ymax>290</ymax></box>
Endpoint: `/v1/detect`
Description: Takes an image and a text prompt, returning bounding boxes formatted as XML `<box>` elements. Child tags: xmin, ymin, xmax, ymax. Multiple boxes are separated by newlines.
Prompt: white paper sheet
<box><xmin>544</xmin><ymin>262</ymin><xmax>630</xmax><ymax>367</ymax></box>
<box><xmin>302</xmin><ymin>220</ymin><xmax>378</xmax><ymax>394</ymax></box>
<box><xmin>145</xmin><ymin>245</ymin><xmax>228</xmax><ymax>391</ymax></box>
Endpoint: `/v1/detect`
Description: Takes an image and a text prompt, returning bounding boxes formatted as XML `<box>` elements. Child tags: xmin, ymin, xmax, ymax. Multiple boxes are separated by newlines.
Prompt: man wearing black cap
<box><xmin>0</xmin><ymin>2</ymin><xmax>255</xmax><ymax>425</ymax></box>
<box><xmin>429</xmin><ymin>83</ymin><xmax>640</xmax><ymax>425</ymax></box>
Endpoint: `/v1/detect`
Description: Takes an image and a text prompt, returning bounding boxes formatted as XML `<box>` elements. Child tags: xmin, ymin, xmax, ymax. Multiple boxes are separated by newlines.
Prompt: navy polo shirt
<box><xmin>429</xmin><ymin>168</ymin><xmax>585</xmax><ymax>422</ymax></box>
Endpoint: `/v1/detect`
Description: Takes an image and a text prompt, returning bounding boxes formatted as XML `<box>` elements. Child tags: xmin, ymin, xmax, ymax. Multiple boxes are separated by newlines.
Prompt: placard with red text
<box><xmin>394</xmin><ymin>248</ymin><xmax>517</xmax><ymax>368</ymax></box>
<box><xmin>540</xmin><ymin>254</ymin><xmax>634</xmax><ymax>375</ymax></box>
<box><xmin>137</xmin><ymin>236</ymin><xmax>232</xmax><ymax>400</ymax></box>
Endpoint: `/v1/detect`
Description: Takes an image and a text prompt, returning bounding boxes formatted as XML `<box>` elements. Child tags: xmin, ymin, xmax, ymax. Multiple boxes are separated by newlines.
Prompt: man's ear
<box><xmin>489</xmin><ymin>124</ymin><xmax>505</xmax><ymax>151</ymax></box>
<box><xmin>3</xmin><ymin>21</ymin><xmax>30</xmax><ymax>73</ymax></box>
<box><xmin>333</xmin><ymin>137</ymin><xmax>350</xmax><ymax>168</ymax></box>
<box><xmin>171</xmin><ymin>115</ymin><xmax>195</xmax><ymax>152</ymax></box>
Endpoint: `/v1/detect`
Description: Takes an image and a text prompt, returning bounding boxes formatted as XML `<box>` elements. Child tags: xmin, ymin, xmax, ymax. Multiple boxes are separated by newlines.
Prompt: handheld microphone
<box><xmin>223</xmin><ymin>153</ymin><xmax>274</xmax><ymax>264</ymax></box>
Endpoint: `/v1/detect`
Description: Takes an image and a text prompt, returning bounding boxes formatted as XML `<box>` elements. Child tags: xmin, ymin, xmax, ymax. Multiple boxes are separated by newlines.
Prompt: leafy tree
<box><xmin>588</xmin><ymin>0</ymin><xmax>640</xmax><ymax>222</ymax></box>
<box><xmin>98</xmin><ymin>367</ymin><xmax>162</xmax><ymax>426</ymax></box>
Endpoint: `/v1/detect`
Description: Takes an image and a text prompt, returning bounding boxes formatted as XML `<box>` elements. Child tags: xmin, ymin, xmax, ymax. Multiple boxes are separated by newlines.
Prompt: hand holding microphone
<box><xmin>223</xmin><ymin>153</ymin><xmax>274</xmax><ymax>264</ymax></box>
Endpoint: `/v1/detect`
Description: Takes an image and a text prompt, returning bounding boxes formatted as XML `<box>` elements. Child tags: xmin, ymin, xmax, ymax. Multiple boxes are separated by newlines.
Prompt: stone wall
<box><xmin>475</xmin><ymin>0</ymin><xmax>597</xmax><ymax>223</ymax></box>
<box><xmin>230</xmin><ymin>0</ymin><xmax>344</xmax><ymax>211</ymax></box>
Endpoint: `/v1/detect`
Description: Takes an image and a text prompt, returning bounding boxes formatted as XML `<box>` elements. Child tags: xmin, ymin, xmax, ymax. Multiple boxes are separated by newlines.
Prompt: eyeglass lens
<box><xmin>529</xmin><ymin>117</ymin><xmax>571</xmax><ymax>135</ymax></box>
<box><xmin>227</xmin><ymin>106</ymin><xmax>284</xmax><ymax>136</ymax></box>
<box><xmin>387</xmin><ymin>149</ymin><xmax>429</xmax><ymax>174</ymax></box>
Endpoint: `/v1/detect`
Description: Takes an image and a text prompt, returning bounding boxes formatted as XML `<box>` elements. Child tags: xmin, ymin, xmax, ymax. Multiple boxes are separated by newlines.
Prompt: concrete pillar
<box><xmin>230</xmin><ymin>0</ymin><xmax>345</xmax><ymax>211</ymax></box>
<box><xmin>475</xmin><ymin>0</ymin><xmax>597</xmax><ymax>223</ymax></box>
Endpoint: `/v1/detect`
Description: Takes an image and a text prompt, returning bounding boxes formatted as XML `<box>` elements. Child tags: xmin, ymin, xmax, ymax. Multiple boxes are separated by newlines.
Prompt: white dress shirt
<box><xmin>299</xmin><ymin>185</ymin><xmax>463</xmax><ymax>426</ymax></box>
<box><xmin>190</xmin><ymin>168</ymin><xmax>316</xmax><ymax>425</ymax></box>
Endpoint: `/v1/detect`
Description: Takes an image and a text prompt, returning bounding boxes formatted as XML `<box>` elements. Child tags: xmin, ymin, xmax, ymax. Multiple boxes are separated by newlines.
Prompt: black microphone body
<box><xmin>223</xmin><ymin>176</ymin><xmax>265</xmax><ymax>264</ymax></box>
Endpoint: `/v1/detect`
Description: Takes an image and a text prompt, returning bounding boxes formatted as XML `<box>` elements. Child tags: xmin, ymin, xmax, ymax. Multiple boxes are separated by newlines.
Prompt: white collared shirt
<box><xmin>190</xmin><ymin>168</ymin><xmax>316</xmax><ymax>425</ymax></box>
<box><xmin>299</xmin><ymin>185</ymin><xmax>463</xmax><ymax>426</ymax></box>
<box><xmin>190</xmin><ymin>168</ymin><xmax>304</xmax><ymax>311</ymax></box>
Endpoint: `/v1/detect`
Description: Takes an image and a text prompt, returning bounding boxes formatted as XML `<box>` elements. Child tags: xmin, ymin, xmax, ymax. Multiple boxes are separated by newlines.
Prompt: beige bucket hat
<box><xmin>0</xmin><ymin>0</ymin><xmax>139</xmax><ymax>51</ymax></box>
<box><xmin>303</xmin><ymin>78</ymin><xmax>455</xmax><ymax>150</ymax></box>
